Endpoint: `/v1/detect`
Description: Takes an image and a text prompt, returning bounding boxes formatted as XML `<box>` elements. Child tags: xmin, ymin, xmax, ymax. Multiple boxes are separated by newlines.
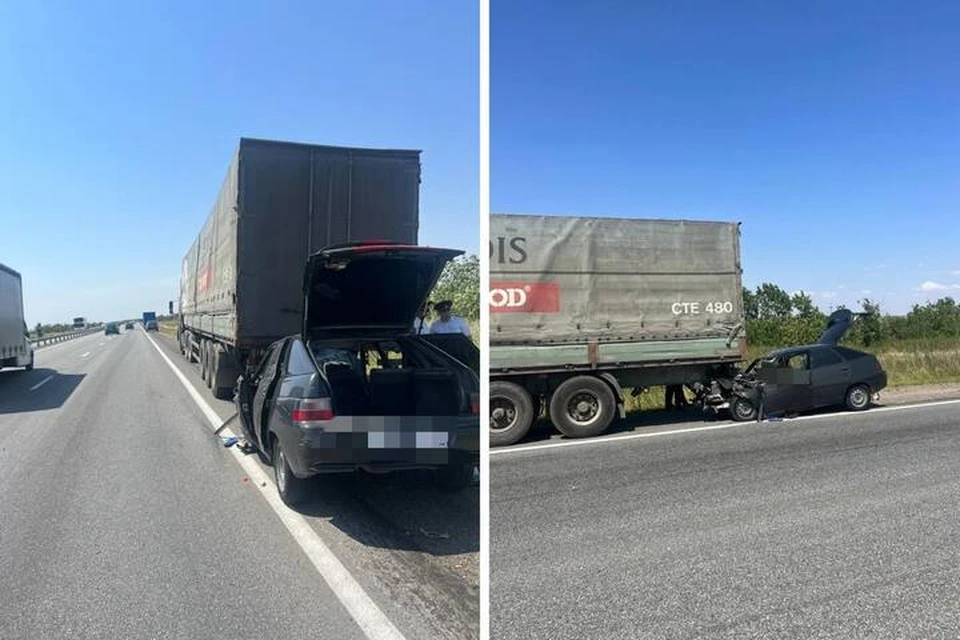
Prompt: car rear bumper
<box><xmin>868</xmin><ymin>371</ymin><xmax>888</xmax><ymax>392</ymax></box>
<box><xmin>275</xmin><ymin>416</ymin><xmax>480</xmax><ymax>477</ymax></box>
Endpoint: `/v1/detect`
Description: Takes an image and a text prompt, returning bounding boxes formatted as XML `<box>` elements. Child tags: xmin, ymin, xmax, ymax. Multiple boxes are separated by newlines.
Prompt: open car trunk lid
<box><xmin>817</xmin><ymin>309</ymin><xmax>856</xmax><ymax>345</ymax></box>
<box><xmin>303</xmin><ymin>243</ymin><xmax>463</xmax><ymax>339</ymax></box>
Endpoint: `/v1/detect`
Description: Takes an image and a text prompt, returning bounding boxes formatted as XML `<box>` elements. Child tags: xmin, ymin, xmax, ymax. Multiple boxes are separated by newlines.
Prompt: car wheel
<box><xmin>845</xmin><ymin>384</ymin><xmax>871</xmax><ymax>411</ymax></box>
<box><xmin>273</xmin><ymin>436</ymin><xmax>307</xmax><ymax>506</ymax></box>
<box><xmin>730</xmin><ymin>396</ymin><xmax>758</xmax><ymax>422</ymax></box>
<box><xmin>434</xmin><ymin>463</ymin><xmax>475</xmax><ymax>492</ymax></box>
<box><xmin>490</xmin><ymin>381</ymin><xmax>536</xmax><ymax>447</ymax></box>
<box><xmin>549</xmin><ymin>376</ymin><xmax>617</xmax><ymax>438</ymax></box>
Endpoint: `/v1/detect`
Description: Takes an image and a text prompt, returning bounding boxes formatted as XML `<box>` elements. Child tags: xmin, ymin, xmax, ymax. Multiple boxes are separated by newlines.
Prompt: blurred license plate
<box><xmin>416</xmin><ymin>432</ymin><xmax>448</xmax><ymax>449</ymax></box>
<box><xmin>366</xmin><ymin>432</ymin><xmax>449</xmax><ymax>449</ymax></box>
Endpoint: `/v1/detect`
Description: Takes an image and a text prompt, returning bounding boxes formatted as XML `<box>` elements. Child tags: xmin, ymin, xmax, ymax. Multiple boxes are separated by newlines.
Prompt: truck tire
<box><xmin>25</xmin><ymin>353</ymin><xmax>34</xmax><ymax>371</ymax></box>
<box><xmin>204</xmin><ymin>342</ymin><xmax>214</xmax><ymax>389</ymax></box>
<box><xmin>200</xmin><ymin>340</ymin><xmax>210</xmax><ymax>384</ymax></box>
<box><xmin>845</xmin><ymin>384</ymin><xmax>871</xmax><ymax>411</ymax></box>
<box><xmin>490</xmin><ymin>381</ymin><xmax>536</xmax><ymax>447</ymax></box>
<box><xmin>549</xmin><ymin>376</ymin><xmax>617</xmax><ymax>439</ymax></box>
<box><xmin>730</xmin><ymin>396</ymin><xmax>758</xmax><ymax>422</ymax></box>
<box><xmin>211</xmin><ymin>347</ymin><xmax>234</xmax><ymax>400</ymax></box>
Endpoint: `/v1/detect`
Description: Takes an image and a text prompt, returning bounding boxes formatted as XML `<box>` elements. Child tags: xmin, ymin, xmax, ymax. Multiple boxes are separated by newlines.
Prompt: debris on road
<box><xmin>420</xmin><ymin>527</ymin><xmax>451</xmax><ymax>540</ymax></box>
<box><xmin>221</xmin><ymin>436</ymin><xmax>238</xmax><ymax>447</ymax></box>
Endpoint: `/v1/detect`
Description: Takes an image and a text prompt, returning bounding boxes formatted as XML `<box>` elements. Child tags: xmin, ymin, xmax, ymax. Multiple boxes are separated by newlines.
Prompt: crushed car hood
<box><xmin>303</xmin><ymin>243</ymin><xmax>463</xmax><ymax>338</ymax></box>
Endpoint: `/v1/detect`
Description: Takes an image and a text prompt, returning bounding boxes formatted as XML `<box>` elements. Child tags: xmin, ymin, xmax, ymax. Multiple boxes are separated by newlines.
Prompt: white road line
<box><xmin>80</xmin><ymin>352</ymin><xmax>91</xmax><ymax>358</ymax></box>
<box><xmin>29</xmin><ymin>375</ymin><xmax>54</xmax><ymax>391</ymax></box>
<box><xmin>491</xmin><ymin>398</ymin><xmax>960</xmax><ymax>457</ymax></box>
<box><xmin>142</xmin><ymin>332</ymin><xmax>406</xmax><ymax>640</ymax></box>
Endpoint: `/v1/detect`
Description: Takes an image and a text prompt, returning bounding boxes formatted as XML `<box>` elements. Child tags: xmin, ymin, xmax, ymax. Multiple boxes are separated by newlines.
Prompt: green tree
<box><xmin>742</xmin><ymin>287</ymin><xmax>758</xmax><ymax>320</ymax></box>
<box><xmin>790</xmin><ymin>291</ymin><xmax>819</xmax><ymax>319</ymax></box>
<box><xmin>855</xmin><ymin>298</ymin><xmax>883</xmax><ymax>346</ymax></box>
<box><xmin>429</xmin><ymin>254</ymin><xmax>479</xmax><ymax>320</ymax></box>
<box><xmin>755</xmin><ymin>283</ymin><xmax>792</xmax><ymax>320</ymax></box>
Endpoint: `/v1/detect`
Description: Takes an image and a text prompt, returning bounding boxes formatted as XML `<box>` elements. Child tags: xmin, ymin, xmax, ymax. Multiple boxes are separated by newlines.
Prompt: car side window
<box><xmin>285</xmin><ymin>340</ymin><xmax>316</xmax><ymax>376</ymax></box>
<box><xmin>786</xmin><ymin>353</ymin><xmax>809</xmax><ymax>370</ymax></box>
<box><xmin>811</xmin><ymin>348</ymin><xmax>844</xmax><ymax>368</ymax></box>
<box><xmin>257</xmin><ymin>341</ymin><xmax>286</xmax><ymax>381</ymax></box>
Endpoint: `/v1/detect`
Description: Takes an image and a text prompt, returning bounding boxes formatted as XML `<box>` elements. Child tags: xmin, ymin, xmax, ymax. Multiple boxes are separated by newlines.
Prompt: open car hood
<box><xmin>817</xmin><ymin>309</ymin><xmax>856</xmax><ymax>345</ymax></box>
<box><xmin>303</xmin><ymin>243</ymin><xmax>463</xmax><ymax>337</ymax></box>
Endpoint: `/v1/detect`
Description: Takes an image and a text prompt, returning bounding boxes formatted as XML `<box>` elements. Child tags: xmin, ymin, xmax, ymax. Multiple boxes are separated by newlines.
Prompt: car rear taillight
<box><xmin>292</xmin><ymin>398</ymin><xmax>334</xmax><ymax>424</ymax></box>
<box><xmin>470</xmin><ymin>393</ymin><xmax>479</xmax><ymax>415</ymax></box>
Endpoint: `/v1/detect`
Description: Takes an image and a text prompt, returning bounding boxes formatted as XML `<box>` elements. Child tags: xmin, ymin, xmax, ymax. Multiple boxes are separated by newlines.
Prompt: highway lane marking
<box><xmin>80</xmin><ymin>352</ymin><xmax>91</xmax><ymax>358</ymax></box>
<box><xmin>491</xmin><ymin>398</ymin><xmax>960</xmax><ymax>457</ymax></box>
<box><xmin>142</xmin><ymin>331</ymin><xmax>406</xmax><ymax>640</ymax></box>
<box><xmin>29</xmin><ymin>375</ymin><xmax>54</xmax><ymax>391</ymax></box>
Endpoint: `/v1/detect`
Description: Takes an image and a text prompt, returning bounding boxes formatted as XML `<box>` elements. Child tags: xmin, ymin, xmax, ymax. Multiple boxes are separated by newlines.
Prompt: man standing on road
<box><xmin>428</xmin><ymin>300</ymin><xmax>471</xmax><ymax>336</ymax></box>
<box><xmin>413</xmin><ymin>302</ymin><xmax>432</xmax><ymax>335</ymax></box>
<box><xmin>664</xmin><ymin>384</ymin><xmax>689</xmax><ymax>411</ymax></box>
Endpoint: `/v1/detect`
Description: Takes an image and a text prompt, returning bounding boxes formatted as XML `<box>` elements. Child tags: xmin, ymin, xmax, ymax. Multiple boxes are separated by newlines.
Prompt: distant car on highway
<box><xmin>104</xmin><ymin>322</ymin><xmax>119</xmax><ymax>335</ymax></box>
<box><xmin>711</xmin><ymin>310</ymin><xmax>888</xmax><ymax>421</ymax></box>
<box><xmin>235</xmin><ymin>244</ymin><xmax>480</xmax><ymax>506</ymax></box>
<box><xmin>145</xmin><ymin>320</ymin><xmax>159</xmax><ymax>332</ymax></box>
<box><xmin>125</xmin><ymin>322</ymin><xmax>134</xmax><ymax>330</ymax></box>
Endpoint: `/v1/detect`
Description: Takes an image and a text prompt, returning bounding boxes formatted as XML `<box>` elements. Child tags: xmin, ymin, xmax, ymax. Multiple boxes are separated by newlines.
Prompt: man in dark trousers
<box><xmin>664</xmin><ymin>384</ymin><xmax>689</xmax><ymax>411</ymax></box>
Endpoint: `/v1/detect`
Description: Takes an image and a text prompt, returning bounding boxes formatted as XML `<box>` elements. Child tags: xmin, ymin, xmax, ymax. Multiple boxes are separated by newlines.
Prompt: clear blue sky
<box><xmin>0</xmin><ymin>0</ymin><xmax>477</xmax><ymax>325</ymax></box>
<box><xmin>492</xmin><ymin>1</ymin><xmax>959</xmax><ymax>315</ymax></box>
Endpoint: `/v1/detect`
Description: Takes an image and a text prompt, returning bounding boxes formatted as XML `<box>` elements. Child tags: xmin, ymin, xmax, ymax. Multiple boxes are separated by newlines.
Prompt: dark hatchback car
<box><xmin>125</xmin><ymin>322</ymin><xmax>134</xmax><ymax>330</ymax></box>
<box><xmin>104</xmin><ymin>322</ymin><xmax>119</xmax><ymax>335</ymax></box>
<box><xmin>236</xmin><ymin>244</ymin><xmax>480</xmax><ymax>506</ymax></box>
<box><xmin>726</xmin><ymin>310</ymin><xmax>887</xmax><ymax>421</ymax></box>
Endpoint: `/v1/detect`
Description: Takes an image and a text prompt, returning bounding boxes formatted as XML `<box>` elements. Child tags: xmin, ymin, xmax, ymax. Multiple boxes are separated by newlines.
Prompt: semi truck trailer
<box><xmin>177</xmin><ymin>137</ymin><xmax>421</xmax><ymax>399</ymax></box>
<box><xmin>0</xmin><ymin>264</ymin><xmax>34</xmax><ymax>373</ymax></box>
<box><xmin>489</xmin><ymin>213</ymin><xmax>746</xmax><ymax>446</ymax></box>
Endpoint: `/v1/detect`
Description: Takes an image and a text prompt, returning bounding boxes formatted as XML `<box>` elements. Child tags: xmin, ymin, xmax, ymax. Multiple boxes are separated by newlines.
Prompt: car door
<box><xmin>757</xmin><ymin>352</ymin><xmax>814</xmax><ymax>415</ymax></box>
<box><xmin>809</xmin><ymin>347</ymin><xmax>851</xmax><ymax>408</ymax></box>
<box><xmin>250</xmin><ymin>342</ymin><xmax>287</xmax><ymax>448</ymax></box>
<box><xmin>237</xmin><ymin>343</ymin><xmax>280</xmax><ymax>444</ymax></box>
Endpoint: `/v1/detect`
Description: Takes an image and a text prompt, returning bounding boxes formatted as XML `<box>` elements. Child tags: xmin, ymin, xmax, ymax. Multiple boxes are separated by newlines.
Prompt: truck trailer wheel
<box><xmin>490</xmin><ymin>381</ymin><xmax>536</xmax><ymax>447</ymax></box>
<box><xmin>200</xmin><ymin>340</ymin><xmax>210</xmax><ymax>385</ymax></box>
<box><xmin>211</xmin><ymin>346</ymin><xmax>235</xmax><ymax>400</ymax></box>
<box><xmin>204</xmin><ymin>342</ymin><xmax>214</xmax><ymax>389</ymax></box>
<box><xmin>549</xmin><ymin>376</ymin><xmax>617</xmax><ymax>439</ymax></box>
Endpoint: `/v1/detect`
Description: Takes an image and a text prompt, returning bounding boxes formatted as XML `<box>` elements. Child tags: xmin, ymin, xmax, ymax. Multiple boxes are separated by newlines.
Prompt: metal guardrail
<box><xmin>29</xmin><ymin>328</ymin><xmax>100</xmax><ymax>349</ymax></box>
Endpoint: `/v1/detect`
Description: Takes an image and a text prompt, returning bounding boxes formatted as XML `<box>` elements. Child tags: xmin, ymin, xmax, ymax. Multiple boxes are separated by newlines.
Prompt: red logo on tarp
<box><xmin>197</xmin><ymin>266</ymin><xmax>212</xmax><ymax>294</ymax></box>
<box><xmin>490</xmin><ymin>282</ymin><xmax>560</xmax><ymax>313</ymax></box>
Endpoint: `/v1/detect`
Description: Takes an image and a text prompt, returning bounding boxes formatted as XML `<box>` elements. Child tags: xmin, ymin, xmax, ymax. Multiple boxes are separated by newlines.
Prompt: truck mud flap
<box><xmin>596</xmin><ymin>372</ymin><xmax>627</xmax><ymax>419</ymax></box>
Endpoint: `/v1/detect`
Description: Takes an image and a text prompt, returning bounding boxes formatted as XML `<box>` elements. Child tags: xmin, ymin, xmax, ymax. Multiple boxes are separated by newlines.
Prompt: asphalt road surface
<box><xmin>0</xmin><ymin>327</ymin><xmax>478</xmax><ymax>640</ymax></box>
<box><xmin>491</xmin><ymin>402</ymin><xmax>960</xmax><ymax>639</ymax></box>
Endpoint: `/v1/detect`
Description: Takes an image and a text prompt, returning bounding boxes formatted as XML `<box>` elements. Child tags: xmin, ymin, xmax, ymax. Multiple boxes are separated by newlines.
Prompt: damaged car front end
<box><xmin>702</xmin><ymin>309</ymin><xmax>888</xmax><ymax>421</ymax></box>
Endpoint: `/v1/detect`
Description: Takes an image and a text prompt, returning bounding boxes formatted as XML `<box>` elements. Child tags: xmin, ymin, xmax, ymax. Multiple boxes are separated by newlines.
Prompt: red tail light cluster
<box><xmin>292</xmin><ymin>398</ymin><xmax>335</xmax><ymax>423</ymax></box>
<box><xmin>470</xmin><ymin>393</ymin><xmax>480</xmax><ymax>415</ymax></box>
